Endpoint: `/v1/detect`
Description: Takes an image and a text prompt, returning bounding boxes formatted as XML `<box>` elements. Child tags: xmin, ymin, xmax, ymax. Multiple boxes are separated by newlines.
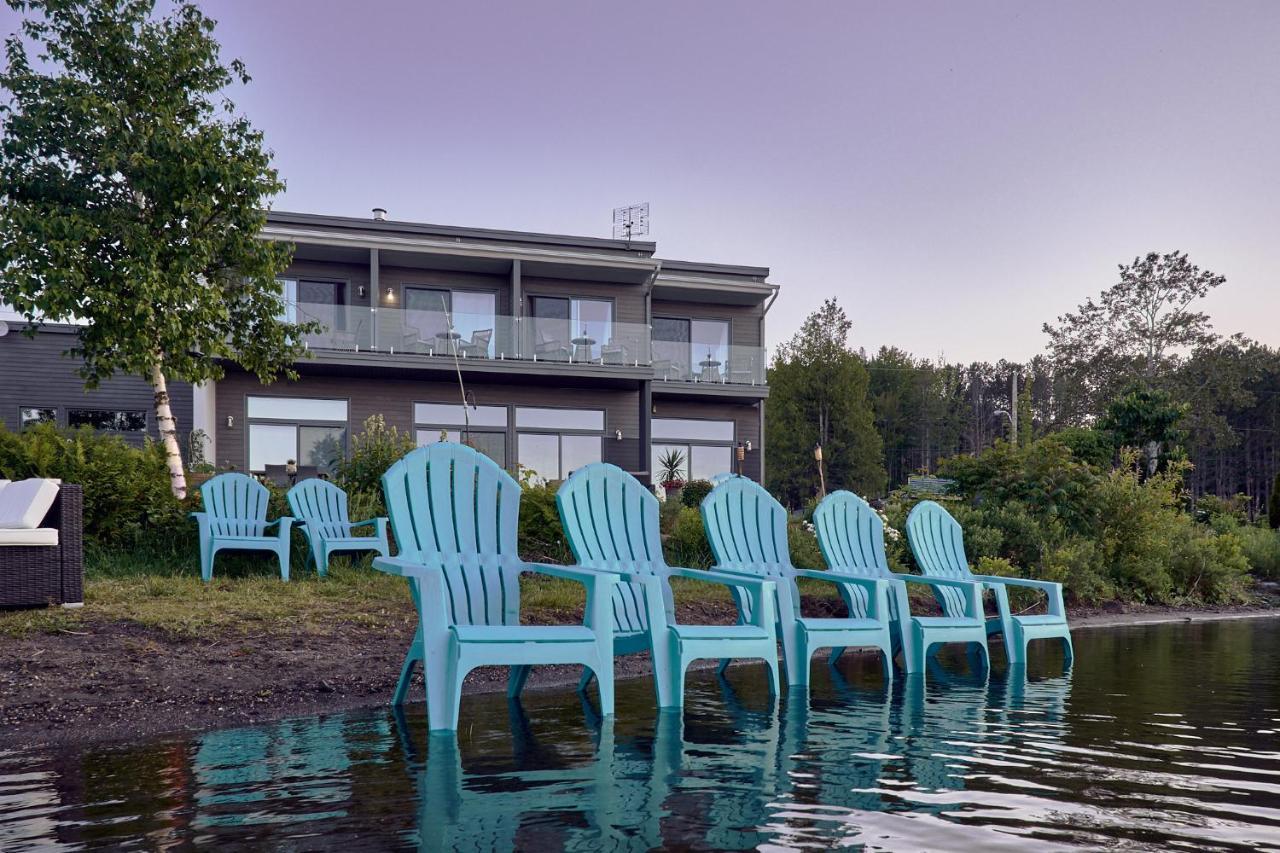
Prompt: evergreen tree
<box><xmin>766</xmin><ymin>299</ymin><xmax>885</xmax><ymax>506</ymax></box>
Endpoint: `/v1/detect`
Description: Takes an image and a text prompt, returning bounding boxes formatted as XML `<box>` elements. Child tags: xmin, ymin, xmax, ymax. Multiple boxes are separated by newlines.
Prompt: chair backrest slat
<box><xmin>557</xmin><ymin>463</ymin><xmax>665</xmax><ymax>635</ymax></box>
<box><xmin>382</xmin><ymin>443</ymin><xmax>521</xmax><ymax>626</ymax></box>
<box><xmin>905</xmin><ymin>500</ymin><xmax>973</xmax><ymax>617</ymax></box>
<box><xmin>201</xmin><ymin>473</ymin><xmax>270</xmax><ymax>537</ymax></box>
<box><xmin>813</xmin><ymin>491</ymin><xmax>890</xmax><ymax>579</ymax></box>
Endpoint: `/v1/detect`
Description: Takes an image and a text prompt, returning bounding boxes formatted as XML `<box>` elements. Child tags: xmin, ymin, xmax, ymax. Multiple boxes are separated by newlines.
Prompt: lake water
<box><xmin>3</xmin><ymin>618</ymin><xmax>1279</xmax><ymax>851</ymax></box>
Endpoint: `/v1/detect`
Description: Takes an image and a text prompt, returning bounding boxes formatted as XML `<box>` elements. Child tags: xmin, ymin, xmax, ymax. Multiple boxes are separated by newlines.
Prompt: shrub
<box><xmin>1195</xmin><ymin>494</ymin><xmax>1250</xmax><ymax>527</ymax></box>
<box><xmin>681</xmin><ymin>479</ymin><xmax>714</xmax><ymax>509</ymax></box>
<box><xmin>1236</xmin><ymin>525</ymin><xmax>1280</xmax><ymax>580</ymax></box>
<box><xmin>518</xmin><ymin>483</ymin><xmax>572</xmax><ymax>565</ymax></box>
<box><xmin>665</xmin><ymin>506</ymin><xmax>713</xmax><ymax>569</ymax></box>
<box><xmin>788</xmin><ymin>519</ymin><xmax>824</xmax><ymax>569</ymax></box>
<box><xmin>1054</xmin><ymin>426</ymin><xmax>1115</xmax><ymax>469</ymax></box>
<box><xmin>1167</xmin><ymin>525</ymin><xmax>1250</xmax><ymax>604</ymax></box>
<box><xmin>0</xmin><ymin>423</ymin><xmax>184</xmax><ymax>549</ymax></box>
<box><xmin>1038</xmin><ymin>537</ymin><xmax>1110</xmax><ymax>603</ymax></box>
<box><xmin>334</xmin><ymin>415</ymin><xmax>416</xmax><ymax>500</ymax></box>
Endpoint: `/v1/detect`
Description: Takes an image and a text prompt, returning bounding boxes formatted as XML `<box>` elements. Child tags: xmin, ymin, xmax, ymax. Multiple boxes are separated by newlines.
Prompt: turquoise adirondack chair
<box><xmin>906</xmin><ymin>500</ymin><xmax>1073</xmax><ymax>666</ymax></box>
<box><xmin>812</xmin><ymin>491</ymin><xmax>989</xmax><ymax>675</ymax></box>
<box><xmin>700</xmin><ymin>477</ymin><xmax>895</xmax><ymax>688</ymax></box>
<box><xmin>372</xmin><ymin>443</ymin><xmax>618</xmax><ymax>732</ymax></box>
<box><xmin>193</xmin><ymin>473</ymin><xmax>295</xmax><ymax>582</ymax></box>
<box><xmin>556</xmin><ymin>463</ymin><xmax>780</xmax><ymax>709</ymax></box>
<box><xmin>286</xmin><ymin>478</ymin><xmax>390</xmax><ymax>574</ymax></box>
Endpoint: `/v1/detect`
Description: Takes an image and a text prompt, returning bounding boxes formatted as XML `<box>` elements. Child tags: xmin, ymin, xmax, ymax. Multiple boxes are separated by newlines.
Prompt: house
<box><xmin>2</xmin><ymin>209</ymin><xmax>777</xmax><ymax>485</ymax></box>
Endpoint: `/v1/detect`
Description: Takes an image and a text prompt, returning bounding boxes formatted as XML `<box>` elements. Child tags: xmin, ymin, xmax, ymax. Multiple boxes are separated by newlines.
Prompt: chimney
<box><xmin>372</xmin><ymin>207</ymin><xmax>388</xmax><ymax>221</ymax></box>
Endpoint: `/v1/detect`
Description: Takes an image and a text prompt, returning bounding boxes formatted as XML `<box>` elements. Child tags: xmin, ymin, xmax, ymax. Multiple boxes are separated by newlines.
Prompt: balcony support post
<box><xmin>369</xmin><ymin>247</ymin><xmax>380</xmax><ymax>351</ymax></box>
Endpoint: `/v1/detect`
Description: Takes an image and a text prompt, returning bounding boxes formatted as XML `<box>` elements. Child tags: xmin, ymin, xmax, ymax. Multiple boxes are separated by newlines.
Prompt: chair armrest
<box><xmin>265</xmin><ymin>517</ymin><xmax>295</xmax><ymax>539</ymax></box>
<box><xmin>373</xmin><ymin>555</ymin><xmax>435</xmax><ymax>578</ymax></box>
<box><xmin>523</xmin><ymin>562</ymin><xmax>609</xmax><ymax>586</ymax></box>
<box><xmin>887</xmin><ymin>572</ymin><xmax>981</xmax><ymax>591</ymax></box>
<box><xmin>971</xmin><ymin>574</ymin><xmax>1066</xmax><ymax>616</ymax></box>
<box><xmin>793</xmin><ymin>568</ymin><xmax>881</xmax><ymax>593</ymax></box>
<box><xmin>349</xmin><ymin>517</ymin><xmax>385</xmax><ymax>528</ymax></box>
<box><xmin>668</xmin><ymin>566</ymin><xmax>774</xmax><ymax>595</ymax></box>
<box><xmin>523</xmin><ymin>563</ymin><xmax>618</xmax><ymax>632</ymax></box>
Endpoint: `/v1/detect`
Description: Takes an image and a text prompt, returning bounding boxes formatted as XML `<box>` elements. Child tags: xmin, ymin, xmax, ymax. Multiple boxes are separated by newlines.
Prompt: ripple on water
<box><xmin>2</xmin><ymin>618</ymin><xmax>1280</xmax><ymax>851</ymax></box>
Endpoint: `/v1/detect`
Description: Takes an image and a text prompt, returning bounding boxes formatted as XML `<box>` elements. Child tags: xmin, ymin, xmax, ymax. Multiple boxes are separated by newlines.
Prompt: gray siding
<box><xmin>522</xmin><ymin>276</ymin><xmax>646</xmax><ymax>326</ymax></box>
<box><xmin>0</xmin><ymin>326</ymin><xmax>193</xmax><ymax>445</ymax></box>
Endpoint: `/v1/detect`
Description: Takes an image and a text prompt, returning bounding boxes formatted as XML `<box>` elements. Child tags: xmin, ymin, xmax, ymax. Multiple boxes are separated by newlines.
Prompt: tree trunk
<box><xmin>150</xmin><ymin>362</ymin><xmax>188</xmax><ymax>500</ymax></box>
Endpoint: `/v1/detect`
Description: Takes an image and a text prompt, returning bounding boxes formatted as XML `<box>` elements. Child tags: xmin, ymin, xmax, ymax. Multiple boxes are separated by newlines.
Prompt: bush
<box><xmin>0</xmin><ymin>423</ymin><xmax>184</xmax><ymax>549</ymax></box>
<box><xmin>787</xmin><ymin>519</ymin><xmax>824</xmax><ymax>569</ymax></box>
<box><xmin>665</xmin><ymin>506</ymin><xmax>713</xmax><ymax>569</ymax></box>
<box><xmin>1195</xmin><ymin>494</ymin><xmax>1251</xmax><ymax>528</ymax></box>
<box><xmin>334</xmin><ymin>415</ymin><xmax>416</xmax><ymax>501</ymax></box>
<box><xmin>518</xmin><ymin>483</ymin><xmax>572</xmax><ymax>565</ymax></box>
<box><xmin>1038</xmin><ymin>537</ymin><xmax>1110</xmax><ymax>603</ymax></box>
<box><xmin>1236</xmin><ymin>525</ymin><xmax>1280</xmax><ymax>580</ymax></box>
<box><xmin>681</xmin><ymin>479</ymin><xmax>714</xmax><ymax>509</ymax></box>
<box><xmin>1167</xmin><ymin>525</ymin><xmax>1250</xmax><ymax>604</ymax></box>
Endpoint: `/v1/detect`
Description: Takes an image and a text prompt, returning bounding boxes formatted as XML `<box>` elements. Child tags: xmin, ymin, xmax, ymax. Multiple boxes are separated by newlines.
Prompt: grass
<box><xmin>0</xmin><ymin>545</ymin><xmax>848</xmax><ymax>641</ymax></box>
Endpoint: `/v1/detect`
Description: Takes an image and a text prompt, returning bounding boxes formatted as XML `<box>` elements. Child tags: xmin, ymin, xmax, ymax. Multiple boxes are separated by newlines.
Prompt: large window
<box><xmin>651</xmin><ymin>417</ymin><xmax>735</xmax><ymax>482</ymax></box>
<box><xmin>516</xmin><ymin>406</ymin><xmax>604</xmax><ymax>483</ymax></box>
<box><xmin>653</xmin><ymin>318</ymin><xmax>730</xmax><ymax>381</ymax></box>
<box><xmin>247</xmin><ymin>396</ymin><xmax>348</xmax><ymax>474</ymax></box>
<box><xmin>279</xmin><ymin>278</ymin><xmax>359</xmax><ymax>349</ymax></box>
<box><xmin>414</xmin><ymin>401</ymin><xmax>508</xmax><ymax>467</ymax></box>
<box><xmin>403</xmin><ymin>287</ymin><xmax>497</xmax><ymax>357</ymax></box>
<box><xmin>529</xmin><ymin>296</ymin><xmax>613</xmax><ymax>362</ymax></box>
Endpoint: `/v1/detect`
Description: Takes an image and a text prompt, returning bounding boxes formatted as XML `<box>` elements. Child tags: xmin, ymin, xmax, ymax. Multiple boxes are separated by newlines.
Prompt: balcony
<box><xmin>286</xmin><ymin>302</ymin><xmax>766</xmax><ymax>387</ymax></box>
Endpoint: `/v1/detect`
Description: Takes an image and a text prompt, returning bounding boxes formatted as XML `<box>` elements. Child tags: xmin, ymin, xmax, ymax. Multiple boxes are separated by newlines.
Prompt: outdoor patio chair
<box><xmin>193</xmin><ymin>472</ymin><xmax>295</xmax><ymax>582</ymax></box>
<box><xmin>458</xmin><ymin>328</ymin><xmax>493</xmax><ymax>358</ymax></box>
<box><xmin>556</xmin><ymin>462</ymin><xmax>780</xmax><ymax>709</ymax></box>
<box><xmin>372</xmin><ymin>442</ymin><xmax>617</xmax><ymax>732</ymax></box>
<box><xmin>813</xmin><ymin>490</ymin><xmax>989</xmax><ymax>675</ymax></box>
<box><xmin>700</xmin><ymin>477</ymin><xmax>895</xmax><ymax>687</ymax></box>
<box><xmin>906</xmin><ymin>500</ymin><xmax>1073</xmax><ymax>666</ymax></box>
<box><xmin>0</xmin><ymin>479</ymin><xmax>84</xmax><ymax>608</ymax></box>
<box><xmin>286</xmin><ymin>478</ymin><xmax>390</xmax><ymax>574</ymax></box>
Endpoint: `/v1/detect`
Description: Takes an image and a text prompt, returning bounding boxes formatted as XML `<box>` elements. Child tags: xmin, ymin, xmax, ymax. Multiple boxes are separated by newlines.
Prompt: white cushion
<box><xmin>0</xmin><ymin>527</ymin><xmax>58</xmax><ymax>546</ymax></box>
<box><xmin>0</xmin><ymin>478</ymin><xmax>60</xmax><ymax>529</ymax></box>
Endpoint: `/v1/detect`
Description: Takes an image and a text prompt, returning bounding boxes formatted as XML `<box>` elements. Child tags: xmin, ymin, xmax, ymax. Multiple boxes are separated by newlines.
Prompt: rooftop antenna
<box><xmin>612</xmin><ymin>202</ymin><xmax>650</xmax><ymax>244</ymax></box>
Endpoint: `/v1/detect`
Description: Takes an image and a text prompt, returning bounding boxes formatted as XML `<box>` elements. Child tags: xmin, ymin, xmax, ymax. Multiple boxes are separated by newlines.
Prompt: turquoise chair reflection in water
<box><xmin>701</xmin><ymin>477</ymin><xmax>895</xmax><ymax>688</ymax></box>
<box><xmin>556</xmin><ymin>463</ymin><xmax>780</xmax><ymax>709</ymax></box>
<box><xmin>192</xmin><ymin>472</ymin><xmax>295</xmax><ymax>582</ymax></box>
<box><xmin>906</xmin><ymin>500</ymin><xmax>1073</xmax><ymax>666</ymax></box>
<box><xmin>286</xmin><ymin>478</ymin><xmax>389</xmax><ymax>574</ymax></box>
<box><xmin>813</xmin><ymin>490</ymin><xmax>989</xmax><ymax>675</ymax></box>
<box><xmin>372</xmin><ymin>443</ymin><xmax>618</xmax><ymax>732</ymax></box>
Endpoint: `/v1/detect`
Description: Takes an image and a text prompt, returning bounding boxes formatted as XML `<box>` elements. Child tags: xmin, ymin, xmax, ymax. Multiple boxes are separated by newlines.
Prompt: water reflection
<box><xmin>2</xmin><ymin>620</ymin><xmax>1280</xmax><ymax>851</ymax></box>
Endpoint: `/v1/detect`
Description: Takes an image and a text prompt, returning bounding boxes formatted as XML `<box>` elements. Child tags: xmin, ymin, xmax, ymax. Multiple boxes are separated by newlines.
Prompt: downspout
<box><xmin>758</xmin><ymin>286</ymin><xmax>779</xmax><ymax>483</ymax></box>
<box><xmin>640</xmin><ymin>260</ymin><xmax>661</xmax><ymax>479</ymax></box>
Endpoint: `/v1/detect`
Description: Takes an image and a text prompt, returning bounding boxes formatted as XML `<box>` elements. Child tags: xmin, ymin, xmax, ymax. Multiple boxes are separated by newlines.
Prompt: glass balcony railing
<box><xmin>286</xmin><ymin>302</ymin><xmax>766</xmax><ymax>385</ymax></box>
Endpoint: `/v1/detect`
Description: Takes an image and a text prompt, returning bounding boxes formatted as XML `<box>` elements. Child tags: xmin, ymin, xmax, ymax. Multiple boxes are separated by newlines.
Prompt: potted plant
<box><xmin>657</xmin><ymin>448</ymin><xmax>687</xmax><ymax>500</ymax></box>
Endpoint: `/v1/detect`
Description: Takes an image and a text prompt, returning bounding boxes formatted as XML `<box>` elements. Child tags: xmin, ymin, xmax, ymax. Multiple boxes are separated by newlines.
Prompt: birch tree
<box><xmin>0</xmin><ymin>0</ymin><xmax>314</xmax><ymax>497</ymax></box>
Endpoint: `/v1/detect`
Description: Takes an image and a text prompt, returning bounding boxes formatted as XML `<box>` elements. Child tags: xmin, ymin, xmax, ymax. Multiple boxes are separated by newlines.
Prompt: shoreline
<box><xmin>3</xmin><ymin>602</ymin><xmax>1276</xmax><ymax>752</ymax></box>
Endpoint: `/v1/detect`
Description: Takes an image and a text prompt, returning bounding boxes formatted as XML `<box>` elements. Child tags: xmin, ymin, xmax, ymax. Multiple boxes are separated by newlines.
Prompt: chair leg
<box><xmin>669</xmin><ymin>659</ymin><xmax>689</xmax><ymax>709</ymax></box>
<box><xmin>764</xmin><ymin>652</ymin><xmax>781</xmax><ymax>697</ymax></box>
<box><xmin>716</xmin><ymin>658</ymin><xmax>732</xmax><ymax>676</ymax></box>
<box><xmin>508</xmin><ymin>665</ymin><xmax>532</xmax><ymax>699</ymax></box>
<box><xmin>314</xmin><ymin>544</ymin><xmax>328</xmax><ymax>578</ymax></box>
<box><xmin>650</xmin><ymin>634</ymin><xmax>676</xmax><ymax>708</ymax></box>
<box><xmin>828</xmin><ymin>647</ymin><xmax>846</xmax><ymax>667</ymax></box>
<box><xmin>594</xmin><ymin>664</ymin><xmax>615</xmax><ymax>718</ymax></box>
<box><xmin>277</xmin><ymin>544</ymin><xmax>290</xmax><ymax>582</ymax></box>
<box><xmin>1061</xmin><ymin>632</ymin><xmax>1074</xmax><ymax>665</ymax></box>
<box><xmin>880</xmin><ymin>644</ymin><xmax>895</xmax><ymax>683</ymax></box>
<box><xmin>911</xmin><ymin>637</ymin><xmax>931</xmax><ymax>675</ymax></box>
<box><xmin>393</xmin><ymin>640</ymin><xmax>423</xmax><ymax>706</ymax></box>
<box><xmin>782</xmin><ymin>624</ymin><xmax>810</xmax><ymax>688</ymax></box>
<box><xmin>578</xmin><ymin>666</ymin><xmax>595</xmax><ymax>693</ymax></box>
<box><xmin>200</xmin><ymin>542</ymin><xmax>216</xmax><ymax>583</ymax></box>
<box><xmin>427</xmin><ymin>661</ymin><xmax>466</xmax><ymax>733</ymax></box>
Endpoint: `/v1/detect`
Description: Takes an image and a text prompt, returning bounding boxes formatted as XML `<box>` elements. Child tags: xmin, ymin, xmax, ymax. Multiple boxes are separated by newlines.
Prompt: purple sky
<box><xmin>6</xmin><ymin>1</ymin><xmax>1279</xmax><ymax>361</ymax></box>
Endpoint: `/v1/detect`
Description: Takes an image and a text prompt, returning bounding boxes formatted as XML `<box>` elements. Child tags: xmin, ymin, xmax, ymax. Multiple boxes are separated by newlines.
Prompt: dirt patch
<box><xmin>1</xmin><ymin>597</ymin><xmax>1274</xmax><ymax>751</ymax></box>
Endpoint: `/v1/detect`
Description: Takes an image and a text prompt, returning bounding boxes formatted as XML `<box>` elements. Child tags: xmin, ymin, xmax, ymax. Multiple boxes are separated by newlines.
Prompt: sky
<box><xmin>5</xmin><ymin>0</ymin><xmax>1278</xmax><ymax>362</ymax></box>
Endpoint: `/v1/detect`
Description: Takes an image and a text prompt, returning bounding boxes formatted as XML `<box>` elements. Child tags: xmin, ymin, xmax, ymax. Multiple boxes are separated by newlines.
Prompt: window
<box><xmin>651</xmin><ymin>418</ymin><xmax>736</xmax><ymax>482</ymax></box>
<box><xmin>414</xmin><ymin>401</ymin><xmax>508</xmax><ymax>467</ymax></box>
<box><xmin>19</xmin><ymin>407</ymin><xmax>56</xmax><ymax>429</ymax></box>
<box><xmin>653</xmin><ymin>318</ymin><xmax>731</xmax><ymax>381</ymax></box>
<box><xmin>516</xmin><ymin>406</ymin><xmax>604</xmax><ymax>483</ymax></box>
<box><xmin>403</xmin><ymin>287</ymin><xmax>497</xmax><ymax>357</ymax></box>
<box><xmin>69</xmin><ymin>409</ymin><xmax>146</xmax><ymax>432</ymax></box>
<box><xmin>529</xmin><ymin>296</ymin><xmax>613</xmax><ymax>361</ymax></box>
<box><xmin>246</xmin><ymin>396</ymin><xmax>348</xmax><ymax>474</ymax></box>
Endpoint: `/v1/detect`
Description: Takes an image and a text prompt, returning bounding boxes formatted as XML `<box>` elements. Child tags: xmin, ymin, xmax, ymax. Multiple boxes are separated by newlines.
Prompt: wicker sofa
<box><xmin>0</xmin><ymin>482</ymin><xmax>84</xmax><ymax>608</ymax></box>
